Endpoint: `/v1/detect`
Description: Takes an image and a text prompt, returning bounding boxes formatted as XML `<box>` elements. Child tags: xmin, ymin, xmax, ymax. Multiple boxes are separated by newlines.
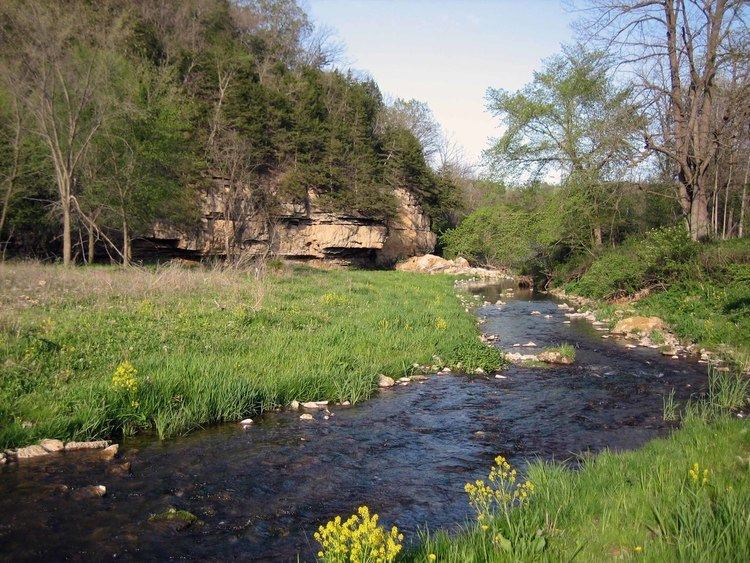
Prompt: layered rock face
<box><xmin>147</xmin><ymin>186</ymin><xmax>436</xmax><ymax>266</ymax></box>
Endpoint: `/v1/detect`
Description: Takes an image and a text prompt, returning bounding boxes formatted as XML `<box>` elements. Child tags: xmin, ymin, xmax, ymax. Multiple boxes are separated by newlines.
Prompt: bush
<box><xmin>567</xmin><ymin>226</ymin><xmax>699</xmax><ymax>299</ymax></box>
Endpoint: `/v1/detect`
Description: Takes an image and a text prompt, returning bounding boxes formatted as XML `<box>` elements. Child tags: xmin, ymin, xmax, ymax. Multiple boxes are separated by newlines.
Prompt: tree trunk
<box><xmin>722</xmin><ymin>165</ymin><xmax>732</xmax><ymax>240</ymax></box>
<box><xmin>87</xmin><ymin>226</ymin><xmax>96</xmax><ymax>264</ymax></box>
<box><xmin>740</xmin><ymin>155</ymin><xmax>749</xmax><ymax>238</ymax></box>
<box><xmin>122</xmin><ymin>220</ymin><xmax>130</xmax><ymax>267</ymax></box>
<box><xmin>62</xmin><ymin>190</ymin><xmax>72</xmax><ymax>266</ymax></box>
<box><xmin>593</xmin><ymin>224</ymin><xmax>603</xmax><ymax>246</ymax></box>
<box><xmin>689</xmin><ymin>186</ymin><xmax>710</xmax><ymax>241</ymax></box>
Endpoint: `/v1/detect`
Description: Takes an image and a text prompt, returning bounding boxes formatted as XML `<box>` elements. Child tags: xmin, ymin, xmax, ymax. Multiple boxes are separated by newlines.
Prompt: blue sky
<box><xmin>305</xmin><ymin>0</ymin><xmax>576</xmax><ymax>165</ymax></box>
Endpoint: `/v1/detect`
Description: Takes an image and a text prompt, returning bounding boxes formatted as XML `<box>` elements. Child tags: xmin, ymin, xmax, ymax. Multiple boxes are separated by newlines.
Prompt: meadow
<box><xmin>0</xmin><ymin>262</ymin><xmax>501</xmax><ymax>449</ymax></box>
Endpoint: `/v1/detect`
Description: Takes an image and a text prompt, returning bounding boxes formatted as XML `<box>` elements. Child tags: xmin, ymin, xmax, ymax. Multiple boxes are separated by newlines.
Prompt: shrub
<box><xmin>567</xmin><ymin>225</ymin><xmax>699</xmax><ymax>299</ymax></box>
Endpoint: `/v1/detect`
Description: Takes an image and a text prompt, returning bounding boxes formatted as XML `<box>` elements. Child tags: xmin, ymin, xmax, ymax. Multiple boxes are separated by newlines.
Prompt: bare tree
<box><xmin>0</xmin><ymin>0</ymin><xmax>120</xmax><ymax>265</ymax></box>
<box><xmin>578</xmin><ymin>0</ymin><xmax>749</xmax><ymax>240</ymax></box>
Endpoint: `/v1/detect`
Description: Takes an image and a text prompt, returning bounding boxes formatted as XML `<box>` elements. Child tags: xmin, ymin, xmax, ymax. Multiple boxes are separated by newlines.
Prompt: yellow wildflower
<box><xmin>112</xmin><ymin>361</ymin><xmax>138</xmax><ymax>393</ymax></box>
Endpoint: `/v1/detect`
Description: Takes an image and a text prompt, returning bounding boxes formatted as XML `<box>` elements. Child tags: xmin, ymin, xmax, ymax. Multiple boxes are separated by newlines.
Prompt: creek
<box><xmin>0</xmin><ymin>281</ymin><xmax>707</xmax><ymax>561</ymax></box>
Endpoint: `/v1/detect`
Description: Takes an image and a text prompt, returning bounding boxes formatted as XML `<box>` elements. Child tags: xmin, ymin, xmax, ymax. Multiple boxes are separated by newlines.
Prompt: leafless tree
<box><xmin>0</xmin><ymin>0</ymin><xmax>122</xmax><ymax>265</ymax></box>
<box><xmin>578</xmin><ymin>0</ymin><xmax>749</xmax><ymax>239</ymax></box>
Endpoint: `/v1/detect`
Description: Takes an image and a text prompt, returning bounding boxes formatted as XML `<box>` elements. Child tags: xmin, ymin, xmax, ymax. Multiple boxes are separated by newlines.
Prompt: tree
<box><xmin>486</xmin><ymin>47</ymin><xmax>643</xmax><ymax>246</ymax></box>
<box><xmin>83</xmin><ymin>65</ymin><xmax>197</xmax><ymax>266</ymax></box>
<box><xmin>379</xmin><ymin>98</ymin><xmax>442</xmax><ymax>163</ymax></box>
<box><xmin>0</xmin><ymin>0</ymin><xmax>123</xmax><ymax>265</ymax></box>
<box><xmin>579</xmin><ymin>0</ymin><xmax>749</xmax><ymax>240</ymax></box>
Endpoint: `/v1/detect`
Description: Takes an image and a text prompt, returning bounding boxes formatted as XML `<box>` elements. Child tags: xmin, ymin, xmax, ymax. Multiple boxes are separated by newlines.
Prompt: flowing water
<box><xmin>0</xmin><ymin>282</ymin><xmax>707</xmax><ymax>561</ymax></box>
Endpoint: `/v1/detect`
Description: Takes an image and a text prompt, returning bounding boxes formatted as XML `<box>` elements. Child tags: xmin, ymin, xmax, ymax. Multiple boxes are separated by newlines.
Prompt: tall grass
<box><xmin>411</xmin><ymin>370</ymin><xmax>750</xmax><ymax>562</ymax></box>
<box><xmin>0</xmin><ymin>262</ymin><xmax>501</xmax><ymax>449</ymax></box>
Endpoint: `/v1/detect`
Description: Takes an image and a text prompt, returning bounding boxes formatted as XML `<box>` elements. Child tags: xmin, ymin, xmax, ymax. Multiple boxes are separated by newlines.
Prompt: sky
<box><xmin>304</xmin><ymin>0</ymin><xmax>577</xmax><ymax>166</ymax></box>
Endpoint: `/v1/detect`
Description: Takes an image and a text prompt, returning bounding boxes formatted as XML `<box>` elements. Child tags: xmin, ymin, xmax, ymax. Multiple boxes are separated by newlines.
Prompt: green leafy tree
<box><xmin>486</xmin><ymin>47</ymin><xmax>643</xmax><ymax>247</ymax></box>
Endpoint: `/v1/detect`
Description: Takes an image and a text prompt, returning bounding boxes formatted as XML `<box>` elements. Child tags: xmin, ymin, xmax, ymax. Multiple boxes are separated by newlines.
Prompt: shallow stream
<box><xmin>0</xmin><ymin>282</ymin><xmax>707</xmax><ymax>561</ymax></box>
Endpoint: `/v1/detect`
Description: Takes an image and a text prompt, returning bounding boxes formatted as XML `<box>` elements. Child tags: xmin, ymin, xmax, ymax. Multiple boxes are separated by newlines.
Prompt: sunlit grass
<box><xmin>0</xmin><ymin>262</ymin><xmax>501</xmax><ymax>448</ymax></box>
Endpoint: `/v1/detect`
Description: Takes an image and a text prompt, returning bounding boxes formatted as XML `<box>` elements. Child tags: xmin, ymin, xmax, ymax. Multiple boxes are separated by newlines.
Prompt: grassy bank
<box><xmin>564</xmin><ymin>231</ymin><xmax>750</xmax><ymax>367</ymax></box>
<box><xmin>410</xmin><ymin>371</ymin><xmax>749</xmax><ymax>562</ymax></box>
<box><xmin>0</xmin><ymin>262</ymin><xmax>501</xmax><ymax>449</ymax></box>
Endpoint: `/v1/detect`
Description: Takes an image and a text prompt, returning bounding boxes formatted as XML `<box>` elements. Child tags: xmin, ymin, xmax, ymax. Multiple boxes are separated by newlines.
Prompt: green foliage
<box><xmin>0</xmin><ymin>0</ymin><xmax>451</xmax><ymax>258</ymax></box>
<box><xmin>567</xmin><ymin>226</ymin><xmax>699</xmax><ymax>299</ymax></box>
<box><xmin>0</xmin><ymin>264</ymin><xmax>501</xmax><ymax>449</ymax></box>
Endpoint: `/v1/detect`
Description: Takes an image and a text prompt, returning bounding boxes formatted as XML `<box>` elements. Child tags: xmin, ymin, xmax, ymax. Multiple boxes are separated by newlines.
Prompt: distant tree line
<box><xmin>0</xmin><ymin>0</ymin><xmax>461</xmax><ymax>265</ymax></box>
<box><xmin>444</xmin><ymin>0</ymin><xmax>749</xmax><ymax>281</ymax></box>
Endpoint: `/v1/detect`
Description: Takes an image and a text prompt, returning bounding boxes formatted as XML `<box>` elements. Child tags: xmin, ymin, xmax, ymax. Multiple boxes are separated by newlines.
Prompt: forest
<box><xmin>0</xmin><ymin>0</ymin><xmax>459</xmax><ymax>265</ymax></box>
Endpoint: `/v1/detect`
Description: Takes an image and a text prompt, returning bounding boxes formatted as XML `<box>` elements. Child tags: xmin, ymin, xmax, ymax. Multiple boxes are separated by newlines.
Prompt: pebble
<box><xmin>290</xmin><ymin>400</ymin><xmax>300</xmax><ymax>410</ymax></box>
<box><xmin>494</xmin><ymin>374</ymin><xmax>507</xmax><ymax>379</ymax></box>
<box><xmin>0</xmin><ymin>453</ymin><xmax>6</xmax><ymax>464</ymax></box>
<box><xmin>474</xmin><ymin>368</ymin><xmax>486</xmax><ymax>375</ymax></box>
<box><xmin>239</xmin><ymin>418</ymin><xmax>254</xmax><ymax>426</ymax></box>
<box><xmin>530</xmin><ymin>311</ymin><xmax>541</xmax><ymax>316</ymax></box>
<box><xmin>299</xmin><ymin>413</ymin><xmax>314</xmax><ymax>421</ymax></box>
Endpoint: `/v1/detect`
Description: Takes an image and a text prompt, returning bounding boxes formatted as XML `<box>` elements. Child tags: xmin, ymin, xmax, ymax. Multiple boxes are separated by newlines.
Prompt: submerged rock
<box><xmin>299</xmin><ymin>413</ymin><xmax>314</xmax><ymax>421</ymax></box>
<box><xmin>72</xmin><ymin>485</ymin><xmax>106</xmax><ymax>500</ymax></box>
<box><xmin>149</xmin><ymin>507</ymin><xmax>202</xmax><ymax>532</ymax></box>
<box><xmin>106</xmin><ymin>461</ymin><xmax>132</xmax><ymax>476</ymax></box>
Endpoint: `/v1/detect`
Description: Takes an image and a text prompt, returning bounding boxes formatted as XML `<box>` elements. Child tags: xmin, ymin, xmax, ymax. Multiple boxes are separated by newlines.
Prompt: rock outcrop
<box><xmin>396</xmin><ymin>254</ymin><xmax>508</xmax><ymax>277</ymax></box>
<box><xmin>145</xmin><ymin>185</ymin><xmax>435</xmax><ymax>266</ymax></box>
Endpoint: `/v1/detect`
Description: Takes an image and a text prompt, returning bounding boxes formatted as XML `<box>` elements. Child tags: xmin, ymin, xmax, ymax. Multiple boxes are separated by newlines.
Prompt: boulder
<box><xmin>612</xmin><ymin>316</ymin><xmax>666</xmax><ymax>335</ymax></box>
<box><xmin>64</xmin><ymin>440</ymin><xmax>110</xmax><ymax>451</ymax></box>
<box><xmin>39</xmin><ymin>439</ymin><xmax>65</xmax><ymax>453</ymax></box>
<box><xmin>538</xmin><ymin>350</ymin><xmax>574</xmax><ymax>365</ymax></box>
<box><xmin>301</xmin><ymin>401</ymin><xmax>328</xmax><ymax>409</ymax></box>
<box><xmin>378</xmin><ymin>375</ymin><xmax>395</xmax><ymax>388</ymax></box>
<box><xmin>16</xmin><ymin>445</ymin><xmax>49</xmax><ymax>460</ymax></box>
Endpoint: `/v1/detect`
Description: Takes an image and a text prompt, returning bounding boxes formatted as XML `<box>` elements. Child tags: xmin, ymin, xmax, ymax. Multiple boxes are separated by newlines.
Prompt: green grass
<box><xmin>563</xmin><ymin>234</ymin><xmax>750</xmax><ymax>368</ymax></box>
<box><xmin>0</xmin><ymin>262</ymin><xmax>501</xmax><ymax>449</ymax></box>
<box><xmin>410</xmin><ymin>373</ymin><xmax>750</xmax><ymax>562</ymax></box>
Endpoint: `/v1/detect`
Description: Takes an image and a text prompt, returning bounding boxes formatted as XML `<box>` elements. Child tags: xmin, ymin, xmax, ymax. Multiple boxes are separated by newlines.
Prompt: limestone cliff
<box><xmin>145</xmin><ymin>186</ymin><xmax>436</xmax><ymax>266</ymax></box>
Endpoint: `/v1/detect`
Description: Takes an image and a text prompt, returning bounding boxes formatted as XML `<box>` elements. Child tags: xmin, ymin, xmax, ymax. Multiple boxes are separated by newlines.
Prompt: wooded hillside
<box><xmin>0</xmin><ymin>0</ymin><xmax>458</xmax><ymax>264</ymax></box>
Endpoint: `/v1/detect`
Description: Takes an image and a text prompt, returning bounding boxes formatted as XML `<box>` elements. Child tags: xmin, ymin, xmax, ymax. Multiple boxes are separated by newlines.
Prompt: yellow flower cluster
<box><xmin>112</xmin><ymin>361</ymin><xmax>138</xmax><ymax>393</ymax></box>
<box><xmin>688</xmin><ymin>462</ymin><xmax>709</xmax><ymax>486</ymax></box>
<box><xmin>464</xmin><ymin>456</ymin><xmax>535</xmax><ymax>520</ymax></box>
<box><xmin>321</xmin><ymin>292</ymin><xmax>350</xmax><ymax>306</ymax></box>
<box><xmin>435</xmin><ymin>317</ymin><xmax>448</xmax><ymax>331</ymax></box>
<box><xmin>314</xmin><ymin>506</ymin><xmax>403</xmax><ymax>562</ymax></box>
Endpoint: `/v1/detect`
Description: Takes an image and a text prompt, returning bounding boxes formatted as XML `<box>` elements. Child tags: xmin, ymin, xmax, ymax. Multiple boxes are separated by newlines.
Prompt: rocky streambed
<box><xmin>0</xmin><ymin>281</ymin><xmax>708</xmax><ymax>561</ymax></box>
